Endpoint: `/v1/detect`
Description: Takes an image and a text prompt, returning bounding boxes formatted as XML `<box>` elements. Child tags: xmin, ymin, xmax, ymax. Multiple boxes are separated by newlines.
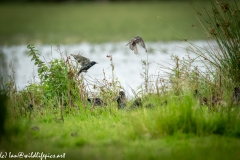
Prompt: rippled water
<box><xmin>1</xmin><ymin>41</ymin><xmax>214</xmax><ymax>96</ymax></box>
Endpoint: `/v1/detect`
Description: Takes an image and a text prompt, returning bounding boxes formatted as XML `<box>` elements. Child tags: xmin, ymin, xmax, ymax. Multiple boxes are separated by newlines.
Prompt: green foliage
<box><xmin>2</xmin><ymin>93</ymin><xmax>240</xmax><ymax>159</ymax></box>
<box><xmin>27</xmin><ymin>44</ymin><xmax>81</xmax><ymax>105</ymax></box>
<box><xmin>27</xmin><ymin>44</ymin><xmax>47</xmax><ymax>74</ymax></box>
<box><xmin>42</xmin><ymin>59</ymin><xmax>69</xmax><ymax>98</ymax></box>
<box><xmin>131</xmin><ymin>93</ymin><xmax>240</xmax><ymax>138</ymax></box>
<box><xmin>206</xmin><ymin>1</ymin><xmax>240</xmax><ymax>86</ymax></box>
<box><xmin>155</xmin><ymin>0</ymin><xmax>240</xmax><ymax>109</ymax></box>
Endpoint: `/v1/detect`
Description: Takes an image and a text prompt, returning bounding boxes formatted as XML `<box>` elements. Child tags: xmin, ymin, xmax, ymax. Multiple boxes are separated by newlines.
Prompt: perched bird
<box><xmin>144</xmin><ymin>103</ymin><xmax>155</xmax><ymax>109</ymax></box>
<box><xmin>126</xmin><ymin>36</ymin><xmax>147</xmax><ymax>54</ymax></box>
<box><xmin>87</xmin><ymin>98</ymin><xmax>104</xmax><ymax>106</ymax></box>
<box><xmin>130</xmin><ymin>98</ymin><xmax>142</xmax><ymax>109</ymax></box>
<box><xmin>71</xmin><ymin>131</ymin><xmax>78</xmax><ymax>137</ymax></box>
<box><xmin>232</xmin><ymin>87</ymin><xmax>240</xmax><ymax>106</ymax></box>
<box><xmin>70</xmin><ymin>54</ymin><xmax>97</xmax><ymax>75</ymax></box>
<box><xmin>194</xmin><ymin>89</ymin><xmax>208</xmax><ymax>106</ymax></box>
<box><xmin>160</xmin><ymin>100</ymin><xmax>168</xmax><ymax>106</ymax></box>
<box><xmin>31</xmin><ymin>126</ymin><xmax>40</xmax><ymax>131</ymax></box>
<box><xmin>28</xmin><ymin>104</ymin><xmax>33</xmax><ymax>110</ymax></box>
<box><xmin>117</xmin><ymin>91</ymin><xmax>127</xmax><ymax>109</ymax></box>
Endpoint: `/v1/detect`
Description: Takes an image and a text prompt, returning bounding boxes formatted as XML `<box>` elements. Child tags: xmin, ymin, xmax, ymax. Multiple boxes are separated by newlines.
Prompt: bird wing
<box><xmin>127</xmin><ymin>36</ymin><xmax>147</xmax><ymax>53</ymax></box>
<box><xmin>78</xmin><ymin>65</ymin><xmax>88</xmax><ymax>75</ymax></box>
<box><xmin>129</xmin><ymin>43</ymin><xmax>138</xmax><ymax>54</ymax></box>
<box><xmin>71</xmin><ymin>54</ymin><xmax>90</xmax><ymax>66</ymax></box>
<box><xmin>77</xmin><ymin>67</ymin><xmax>84</xmax><ymax>76</ymax></box>
<box><xmin>135</xmin><ymin>37</ymin><xmax>147</xmax><ymax>52</ymax></box>
<box><xmin>126</xmin><ymin>38</ymin><xmax>134</xmax><ymax>46</ymax></box>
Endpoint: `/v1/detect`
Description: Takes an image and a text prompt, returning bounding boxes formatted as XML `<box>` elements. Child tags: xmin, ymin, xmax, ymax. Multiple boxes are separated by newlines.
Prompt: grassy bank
<box><xmin>2</xmin><ymin>93</ymin><xmax>240</xmax><ymax>160</ymax></box>
<box><xmin>0</xmin><ymin>2</ymin><xmax>211</xmax><ymax>45</ymax></box>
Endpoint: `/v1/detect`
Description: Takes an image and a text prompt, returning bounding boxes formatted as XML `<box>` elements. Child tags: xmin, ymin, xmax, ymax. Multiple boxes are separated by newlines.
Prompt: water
<box><xmin>0</xmin><ymin>41</ymin><xmax>214</xmax><ymax>96</ymax></box>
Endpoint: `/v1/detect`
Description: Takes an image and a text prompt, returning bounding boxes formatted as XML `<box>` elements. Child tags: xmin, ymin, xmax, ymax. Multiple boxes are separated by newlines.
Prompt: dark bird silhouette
<box><xmin>126</xmin><ymin>36</ymin><xmax>147</xmax><ymax>54</ymax></box>
<box><xmin>144</xmin><ymin>103</ymin><xmax>155</xmax><ymax>109</ymax></box>
<box><xmin>194</xmin><ymin>89</ymin><xmax>208</xmax><ymax>106</ymax></box>
<box><xmin>117</xmin><ymin>91</ymin><xmax>127</xmax><ymax>109</ymax></box>
<box><xmin>78</xmin><ymin>61</ymin><xmax>97</xmax><ymax>75</ymax></box>
<box><xmin>232</xmin><ymin>87</ymin><xmax>240</xmax><ymax>106</ymax></box>
<box><xmin>28</xmin><ymin>104</ymin><xmax>33</xmax><ymax>110</ymax></box>
<box><xmin>71</xmin><ymin>54</ymin><xmax>97</xmax><ymax>75</ymax></box>
<box><xmin>31</xmin><ymin>126</ymin><xmax>40</xmax><ymax>131</ymax></box>
<box><xmin>130</xmin><ymin>98</ymin><xmax>142</xmax><ymax>109</ymax></box>
<box><xmin>87</xmin><ymin>98</ymin><xmax>104</xmax><ymax>106</ymax></box>
<box><xmin>160</xmin><ymin>100</ymin><xmax>168</xmax><ymax>106</ymax></box>
<box><xmin>71</xmin><ymin>131</ymin><xmax>78</xmax><ymax>137</ymax></box>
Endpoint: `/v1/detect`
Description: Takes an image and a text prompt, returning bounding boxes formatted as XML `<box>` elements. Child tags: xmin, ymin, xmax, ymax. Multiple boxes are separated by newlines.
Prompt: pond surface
<box><xmin>1</xmin><ymin>41</ymin><xmax>214</xmax><ymax>97</ymax></box>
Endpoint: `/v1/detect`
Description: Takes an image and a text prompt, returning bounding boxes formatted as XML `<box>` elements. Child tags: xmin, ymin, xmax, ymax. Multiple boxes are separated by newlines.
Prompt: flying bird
<box><xmin>126</xmin><ymin>36</ymin><xmax>147</xmax><ymax>54</ymax></box>
<box><xmin>71</xmin><ymin>54</ymin><xmax>97</xmax><ymax>76</ymax></box>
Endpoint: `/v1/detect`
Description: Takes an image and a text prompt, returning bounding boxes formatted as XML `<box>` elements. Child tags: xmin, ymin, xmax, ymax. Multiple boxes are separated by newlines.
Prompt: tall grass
<box><xmin>131</xmin><ymin>93</ymin><xmax>240</xmax><ymax>138</ymax></box>
<box><xmin>153</xmin><ymin>0</ymin><xmax>240</xmax><ymax>110</ymax></box>
<box><xmin>189</xmin><ymin>0</ymin><xmax>240</xmax><ymax>87</ymax></box>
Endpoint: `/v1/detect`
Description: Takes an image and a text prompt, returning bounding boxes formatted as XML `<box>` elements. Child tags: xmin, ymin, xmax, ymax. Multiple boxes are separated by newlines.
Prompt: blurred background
<box><xmin>0</xmin><ymin>0</ymin><xmax>212</xmax><ymax>45</ymax></box>
<box><xmin>0</xmin><ymin>0</ymin><xmax>214</xmax><ymax>94</ymax></box>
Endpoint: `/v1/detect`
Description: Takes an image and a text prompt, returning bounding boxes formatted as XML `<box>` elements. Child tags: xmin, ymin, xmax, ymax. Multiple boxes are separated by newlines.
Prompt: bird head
<box><xmin>87</xmin><ymin>98</ymin><xmax>91</xmax><ymax>102</ymax></box>
<box><xmin>119</xmin><ymin>91</ymin><xmax>125</xmax><ymax>98</ymax></box>
<box><xmin>90</xmin><ymin>61</ymin><xmax>97</xmax><ymax>66</ymax></box>
<box><xmin>234</xmin><ymin>87</ymin><xmax>240</xmax><ymax>93</ymax></box>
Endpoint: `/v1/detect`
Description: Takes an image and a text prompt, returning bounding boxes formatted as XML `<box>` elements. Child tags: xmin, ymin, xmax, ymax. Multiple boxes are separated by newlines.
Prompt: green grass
<box><xmin>2</xmin><ymin>93</ymin><xmax>240</xmax><ymax>160</ymax></box>
<box><xmin>0</xmin><ymin>2</ymin><xmax>212</xmax><ymax>45</ymax></box>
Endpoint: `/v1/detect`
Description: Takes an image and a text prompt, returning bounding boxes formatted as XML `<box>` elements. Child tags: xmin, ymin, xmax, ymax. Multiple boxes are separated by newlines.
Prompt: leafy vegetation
<box><xmin>27</xmin><ymin>44</ymin><xmax>81</xmax><ymax>104</ymax></box>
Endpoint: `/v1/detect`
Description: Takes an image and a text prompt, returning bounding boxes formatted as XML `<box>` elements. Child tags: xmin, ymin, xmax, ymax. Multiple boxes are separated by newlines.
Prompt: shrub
<box><xmin>27</xmin><ymin>44</ymin><xmax>82</xmax><ymax>107</ymax></box>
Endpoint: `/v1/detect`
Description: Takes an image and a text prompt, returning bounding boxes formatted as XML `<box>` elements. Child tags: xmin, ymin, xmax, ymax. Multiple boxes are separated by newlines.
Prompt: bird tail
<box><xmin>133</xmin><ymin>46</ymin><xmax>138</xmax><ymax>54</ymax></box>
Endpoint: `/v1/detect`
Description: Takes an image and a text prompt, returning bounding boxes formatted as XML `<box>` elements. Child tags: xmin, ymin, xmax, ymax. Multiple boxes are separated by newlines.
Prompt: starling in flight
<box><xmin>71</xmin><ymin>54</ymin><xmax>97</xmax><ymax>76</ymax></box>
<box><xmin>126</xmin><ymin>36</ymin><xmax>147</xmax><ymax>54</ymax></box>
